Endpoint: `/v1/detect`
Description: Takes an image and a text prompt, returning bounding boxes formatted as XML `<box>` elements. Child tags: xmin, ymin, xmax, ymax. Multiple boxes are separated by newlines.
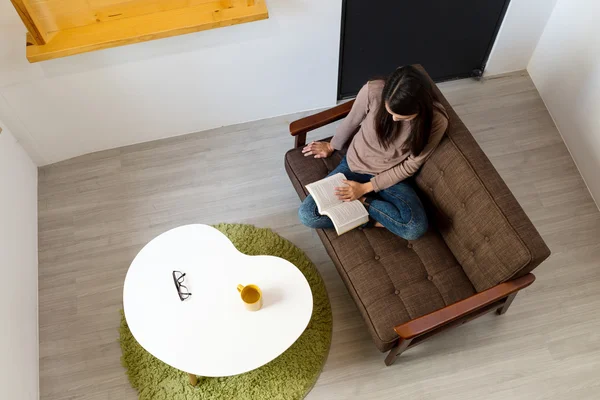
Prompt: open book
<box><xmin>306</xmin><ymin>173</ymin><xmax>369</xmax><ymax>235</ymax></box>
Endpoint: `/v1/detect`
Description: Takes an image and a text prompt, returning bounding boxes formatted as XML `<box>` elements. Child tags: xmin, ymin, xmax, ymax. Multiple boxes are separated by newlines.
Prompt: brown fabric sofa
<box><xmin>284</xmin><ymin>66</ymin><xmax>550</xmax><ymax>365</ymax></box>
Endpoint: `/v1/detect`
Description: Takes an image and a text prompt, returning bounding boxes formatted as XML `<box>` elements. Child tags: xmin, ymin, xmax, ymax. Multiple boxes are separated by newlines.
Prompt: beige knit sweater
<box><xmin>330</xmin><ymin>80</ymin><xmax>449</xmax><ymax>192</ymax></box>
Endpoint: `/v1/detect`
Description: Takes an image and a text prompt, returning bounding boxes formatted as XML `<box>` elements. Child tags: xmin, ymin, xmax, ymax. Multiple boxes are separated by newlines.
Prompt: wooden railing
<box><xmin>10</xmin><ymin>0</ymin><xmax>269</xmax><ymax>63</ymax></box>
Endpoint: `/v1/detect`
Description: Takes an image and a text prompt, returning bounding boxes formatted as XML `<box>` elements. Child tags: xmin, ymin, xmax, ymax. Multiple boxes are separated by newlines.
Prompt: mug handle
<box><xmin>237</xmin><ymin>284</ymin><xmax>244</xmax><ymax>292</ymax></box>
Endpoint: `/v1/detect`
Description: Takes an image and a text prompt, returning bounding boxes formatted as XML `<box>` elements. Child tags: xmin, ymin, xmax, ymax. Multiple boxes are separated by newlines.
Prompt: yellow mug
<box><xmin>237</xmin><ymin>284</ymin><xmax>263</xmax><ymax>311</ymax></box>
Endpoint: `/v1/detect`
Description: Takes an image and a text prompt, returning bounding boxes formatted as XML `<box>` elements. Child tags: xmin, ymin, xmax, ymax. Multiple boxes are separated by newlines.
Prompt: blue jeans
<box><xmin>298</xmin><ymin>157</ymin><xmax>428</xmax><ymax>240</ymax></box>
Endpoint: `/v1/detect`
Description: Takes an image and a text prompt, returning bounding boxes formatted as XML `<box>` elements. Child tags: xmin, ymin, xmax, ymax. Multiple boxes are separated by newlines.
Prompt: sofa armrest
<box><xmin>289</xmin><ymin>100</ymin><xmax>355</xmax><ymax>148</ymax></box>
<box><xmin>394</xmin><ymin>273</ymin><xmax>536</xmax><ymax>340</ymax></box>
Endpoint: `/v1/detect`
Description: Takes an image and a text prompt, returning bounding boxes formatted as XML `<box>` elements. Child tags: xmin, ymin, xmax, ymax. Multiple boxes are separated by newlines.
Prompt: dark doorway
<box><xmin>338</xmin><ymin>0</ymin><xmax>511</xmax><ymax>99</ymax></box>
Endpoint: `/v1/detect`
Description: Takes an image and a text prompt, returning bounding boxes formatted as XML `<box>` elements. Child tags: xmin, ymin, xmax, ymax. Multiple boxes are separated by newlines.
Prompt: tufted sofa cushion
<box><xmin>414</xmin><ymin>138</ymin><xmax>530</xmax><ymax>291</ymax></box>
<box><xmin>285</xmin><ymin>149</ymin><xmax>476</xmax><ymax>351</ymax></box>
<box><xmin>416</xmin><ymin>72</ymin><xmax>551</xmax><ymax>292</ymax></box>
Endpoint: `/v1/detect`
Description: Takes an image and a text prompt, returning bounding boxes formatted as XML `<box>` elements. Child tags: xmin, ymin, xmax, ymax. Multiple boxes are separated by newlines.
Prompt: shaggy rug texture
<box><xmin>120</xmin><ymin>223</ymin><xmax>332</xmax><ymax>399</ymax></box>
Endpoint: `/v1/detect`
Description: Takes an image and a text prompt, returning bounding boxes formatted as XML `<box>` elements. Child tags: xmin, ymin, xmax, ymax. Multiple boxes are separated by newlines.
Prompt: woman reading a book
<box><xmin>298</xmin><ymin>65</ymin><xmax>448</xmax><ymax>240</ymax></box>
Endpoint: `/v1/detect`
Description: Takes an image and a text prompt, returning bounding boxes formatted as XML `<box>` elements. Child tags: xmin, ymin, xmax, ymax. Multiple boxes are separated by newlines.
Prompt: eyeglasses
<box><xmin>172</xmin><ymin>271</ymin><xmax>192</xmax><ymax>301</ymax></box>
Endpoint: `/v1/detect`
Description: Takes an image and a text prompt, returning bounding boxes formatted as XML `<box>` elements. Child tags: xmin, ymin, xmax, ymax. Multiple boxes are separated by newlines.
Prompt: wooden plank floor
<box><xmin>38</xmin><ymin>71</ymin><xmax>600</xmax><ymax>400</ymax></box>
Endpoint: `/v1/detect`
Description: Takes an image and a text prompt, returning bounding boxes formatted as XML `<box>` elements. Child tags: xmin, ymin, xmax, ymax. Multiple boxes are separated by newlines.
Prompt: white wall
<box><xmin>0</xmin><ymin>124</ymin><xmax>39</xmax><ymax>400</ymax></box>
<box><xmin>0</xmin><ymin>1</ymin><xmax>342</xmax><ymax>165</ymax></box>
<box><xmin>485</xmin><ymin>0</ymin><xmax>558</xmax><ymax>76</ymax></box>
<box><xmin>528</xmin><ymin>0</ymin><xmax>600</xmax><ymax>205</ymax></box>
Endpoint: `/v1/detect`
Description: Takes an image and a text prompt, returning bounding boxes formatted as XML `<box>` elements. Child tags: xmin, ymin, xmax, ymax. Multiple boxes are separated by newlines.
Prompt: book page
<box><xmin>323</xmin><ymin>200</ymin><xmax>369</xmax><ymax>235</ymax></box>
<box><xmin>305</xmin><ymin>173</ymin><xmax>346</xmax><ymax>213</ymax></box>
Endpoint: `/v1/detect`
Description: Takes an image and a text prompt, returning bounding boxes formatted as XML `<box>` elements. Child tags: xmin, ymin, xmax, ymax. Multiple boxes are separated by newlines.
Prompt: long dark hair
<box><xmin>374</xmin><ymin>65</ymin><xmax>441</xmax><ymax>156</ymax></box>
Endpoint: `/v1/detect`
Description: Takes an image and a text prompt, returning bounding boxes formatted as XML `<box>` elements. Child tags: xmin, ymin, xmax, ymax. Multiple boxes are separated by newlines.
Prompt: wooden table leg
<box><xmin>188</xmin><ymin>373</ymin><xmax>198</xmax><ymax>386</ymax></box>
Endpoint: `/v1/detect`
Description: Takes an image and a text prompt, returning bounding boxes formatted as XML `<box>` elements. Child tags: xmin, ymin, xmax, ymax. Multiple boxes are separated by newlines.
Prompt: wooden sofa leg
<box><xmin>497</xmin><ymin>292</ymin><xmax>518</xmax><ymax>315</ymax></box>
<box><xmin>295</xmin><ymin>133</ymin><xmax>307</xmax><ymax>148</ymax></box>
<box><xmin>384</xmin><ymin>337</ymin><xmax>412</xmax><ymax>366</ymax></box>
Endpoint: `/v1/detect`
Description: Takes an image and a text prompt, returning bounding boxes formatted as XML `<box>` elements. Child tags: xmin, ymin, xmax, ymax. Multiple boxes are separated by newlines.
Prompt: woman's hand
<box><xmin>335</xmin><ymin>180</ymin><xmax>374</xmax><ymax>202</ymax></box>
<box><xmin>302</xmin><ymin>141</ymin><xmax>334</xmax><ymax>159</ymax></box>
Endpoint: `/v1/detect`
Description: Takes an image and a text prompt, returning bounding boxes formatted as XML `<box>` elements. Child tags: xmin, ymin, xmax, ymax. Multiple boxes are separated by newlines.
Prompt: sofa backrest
<box><xmin>413</xmin><ymin>66</ymin><xmax>550</xmax><ymax>292</ymax></box>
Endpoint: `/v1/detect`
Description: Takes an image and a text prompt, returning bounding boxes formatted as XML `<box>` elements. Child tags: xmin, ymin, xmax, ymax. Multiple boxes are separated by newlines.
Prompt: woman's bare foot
<box><xmin>358</xmin><ymin>197</ymin><xmax>384</xmax><ymax>228</ymax></box>
<box><xmin>359</xmin><ymin>198</ymin><xmax>384</xmax><ymax>228</ymax></box>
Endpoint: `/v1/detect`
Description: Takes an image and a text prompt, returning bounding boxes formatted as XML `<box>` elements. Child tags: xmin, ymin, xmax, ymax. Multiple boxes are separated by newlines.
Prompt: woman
<box><xmin>298</xmin><ymin>65</ymin><xmax>448</xmax><ymax>240</ymax></box>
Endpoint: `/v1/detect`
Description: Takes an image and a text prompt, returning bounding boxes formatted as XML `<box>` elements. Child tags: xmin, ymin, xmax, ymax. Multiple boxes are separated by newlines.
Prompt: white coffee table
<box><xmin>123</xmin><ymin>224</ymin><xmax>313</xmax><ymax>385</ymax></box>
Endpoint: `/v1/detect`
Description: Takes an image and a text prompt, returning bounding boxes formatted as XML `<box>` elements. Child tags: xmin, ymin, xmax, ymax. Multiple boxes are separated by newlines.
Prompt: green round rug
<box><xmin>120</xmin><ymin>223</ymin><xmax>332</xmax><ymax>400</ymax></box>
